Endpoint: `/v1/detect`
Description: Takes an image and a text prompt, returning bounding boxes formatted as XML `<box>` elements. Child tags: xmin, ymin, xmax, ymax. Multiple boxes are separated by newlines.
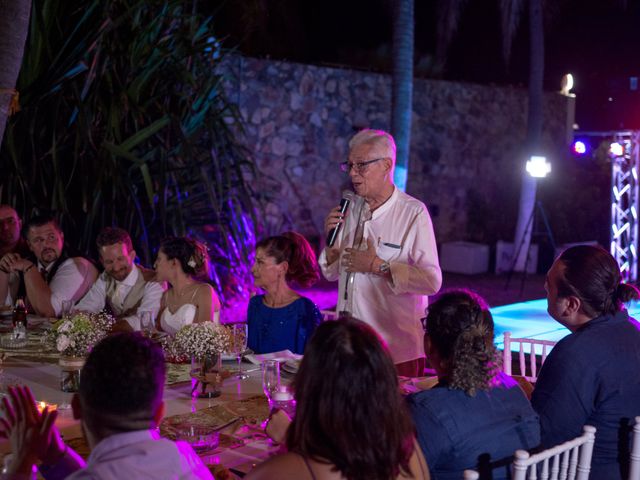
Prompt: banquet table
<box><xmin>0</xmin><ymin>316</ymin><xmax>282</xmax><ymax>479</ymax></box>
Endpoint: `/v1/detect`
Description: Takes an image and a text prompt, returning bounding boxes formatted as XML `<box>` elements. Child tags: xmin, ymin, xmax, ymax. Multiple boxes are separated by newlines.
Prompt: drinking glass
<box><xmin>140</xmin><ymin>311</ymin><xmax>154</xmax><ymax>337</ymax></box>
<box><xmin>232</xmin><ymin>323</ymin><xmax>249</xmax><ymax>379</ymax></box>
<box><xmin>60</xmin><ymin>300</ymin><xmax>73</xmax><ymax>319</ymax></box>
<box><xmin>261</xmin><ymin>360</ymin><xmax>280</xmax><ymax>405</ymax></box>
<box><xmin>270</xmin><ymin>384</ymin><xmax>296</xmax><ymax>418</ymax></box>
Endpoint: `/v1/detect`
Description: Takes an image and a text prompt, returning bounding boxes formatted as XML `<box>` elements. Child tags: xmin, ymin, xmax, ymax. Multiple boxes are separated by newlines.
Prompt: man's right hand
<box><xmin>323</xmin><ymin>206</ymin><xmax>344</xmax><ymax>265</ymax></box>
<box><xmin>0</xmin><ymin>253</ymin><xmax>21</xmax><ymax>273</ymax></box>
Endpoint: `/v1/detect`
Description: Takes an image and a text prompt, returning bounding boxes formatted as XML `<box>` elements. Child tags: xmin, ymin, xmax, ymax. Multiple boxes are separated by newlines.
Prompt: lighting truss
<box><xmin>610</xmin><ymin>132</ymin><xmax>639</xmax><ymax>282</ymax></box>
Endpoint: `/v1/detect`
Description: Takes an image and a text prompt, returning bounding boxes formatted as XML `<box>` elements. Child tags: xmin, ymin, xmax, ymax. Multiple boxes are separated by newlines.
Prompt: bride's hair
<box><xmin>159</xmin><ymin>236</ymin><xmax>210</xmax><ymax>280</ymax></box>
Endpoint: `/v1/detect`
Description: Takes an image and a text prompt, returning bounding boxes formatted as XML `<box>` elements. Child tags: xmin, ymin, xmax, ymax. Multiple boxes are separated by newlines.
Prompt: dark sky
<box><xmin>210</xmin><ymin>0</ymin><xmax>640</xmax><ymax>130</ymax></box>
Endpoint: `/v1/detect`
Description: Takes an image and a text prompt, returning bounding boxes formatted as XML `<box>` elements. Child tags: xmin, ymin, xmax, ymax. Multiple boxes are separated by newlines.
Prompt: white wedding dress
<box><xmin>160</xmin><ymin>303</ymin><xmax>197</xmax><ymax>336</ymax></box>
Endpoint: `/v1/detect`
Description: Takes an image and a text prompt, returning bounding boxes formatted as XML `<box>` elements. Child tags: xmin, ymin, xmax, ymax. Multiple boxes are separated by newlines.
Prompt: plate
<box><xmin>0</xmin><ymin>334</ymin><xmax>28</xmax><ymax>349</ymax></box>
<box><xmin>281</xmin><ymin>359</ymin><xmax>300</xmax><ymax>374</ymax></box>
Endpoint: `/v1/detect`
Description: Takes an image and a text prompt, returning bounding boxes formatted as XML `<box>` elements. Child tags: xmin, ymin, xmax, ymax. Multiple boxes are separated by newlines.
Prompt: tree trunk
<box><xmin>513</xmin><ymin>0</ymin><xmax>544</xmax><ymax>271</ymax></box>
<box><xmin>391</xmin><ymin>0</ymin><xmax>414</xmax><ymax>192</ymax></box>
<box><xmin>0</xmin><ymin>0</ymin><xmax>32</xmax><ymax>146</ymax></box>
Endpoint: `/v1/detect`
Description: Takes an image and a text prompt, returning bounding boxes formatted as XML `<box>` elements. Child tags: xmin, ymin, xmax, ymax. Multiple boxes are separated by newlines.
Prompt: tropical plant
<box><xmin>0</xmin><ymin>0</ymin><xmax>260</xmax><ymax>308</ymax></box>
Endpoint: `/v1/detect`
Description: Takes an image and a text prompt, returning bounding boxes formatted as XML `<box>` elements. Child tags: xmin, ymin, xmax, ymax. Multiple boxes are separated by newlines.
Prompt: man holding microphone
<box><xmin>319</xmin><ymin>129</ymin><xmax>442</xmax><ymax>377</ymax></box>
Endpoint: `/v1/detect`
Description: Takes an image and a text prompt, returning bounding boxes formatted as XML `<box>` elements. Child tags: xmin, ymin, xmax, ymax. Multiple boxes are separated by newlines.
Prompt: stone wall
<box><xmin>220</xmin><ymin>55</ymin><xmax>571</xmax><ymax>248</ymax></box>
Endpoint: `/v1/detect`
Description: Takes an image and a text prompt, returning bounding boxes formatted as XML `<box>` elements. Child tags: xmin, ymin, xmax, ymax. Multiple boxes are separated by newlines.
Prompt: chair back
<box><xmin>512</xmin><ymin>425</ymin><xmax>596</xmax><ymax>480</ymax></box>
<box><xmin>464</xmin><ymin>426</ymin><xmax>596</xmax><ymax>480</ymax></box>
<box><xmin>503</xmin><ymin>331</ymin><xmax>556</xmax><ymax>383</ymax></box>
<box><xmin>630</xmin><ymin>416</ymin><xmax>640</xmax><ymax>480</ymax></box>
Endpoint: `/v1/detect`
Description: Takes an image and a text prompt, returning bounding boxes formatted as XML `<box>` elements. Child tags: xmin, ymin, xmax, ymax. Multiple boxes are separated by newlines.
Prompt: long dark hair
<box><xmin>256</xmin><ymin>231</ymin><xmax>319</xmax><ymax>288</ymax></box>
<box><xmin>287</xmin><ymin>317</ymin><xmax>415</xmax><ymax>480</ymax></box>
<box><xmin>426</xmin><ymin>289</ymin><xmax>499</xmax><ymax>396</ymax></box>
<box><xmin>557</xmin><ymin>245</ymin><xmax>639</xmax><ymax>318</ymax></box>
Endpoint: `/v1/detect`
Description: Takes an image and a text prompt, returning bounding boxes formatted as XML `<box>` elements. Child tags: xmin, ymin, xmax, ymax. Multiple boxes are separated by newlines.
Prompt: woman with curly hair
<box><xmin>154</xmin><ymin>237</ymin><xmax>221</xmax><ymax>335</ymax></box>
<box><xmin>406</xmin><ymin>290</ymin><xmax>539</xmax><ymax>480</ymax></box>
<box><xmin>246</xmin><ymin>317</ymin><xmax>430</xmax><ymax>480</ymax></box>
<box><xmin>247</xmin><ymin>231</ymin><xmax>322</xmax><ymax>354</ymax></box>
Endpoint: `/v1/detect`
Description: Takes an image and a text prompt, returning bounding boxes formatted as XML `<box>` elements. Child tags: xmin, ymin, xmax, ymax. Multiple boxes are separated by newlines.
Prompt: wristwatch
<box><xmin>379</xmin><ymin>261</ymin><xmax>391</xmax><ymax>275</ymax></box>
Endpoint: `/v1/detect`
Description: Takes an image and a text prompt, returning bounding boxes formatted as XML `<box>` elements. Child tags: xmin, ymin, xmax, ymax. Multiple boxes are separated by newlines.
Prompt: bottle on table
<box><xmin>12</xmin><ymin>298</ymin><xmax>27</xmax><ymax>329</ymax></box>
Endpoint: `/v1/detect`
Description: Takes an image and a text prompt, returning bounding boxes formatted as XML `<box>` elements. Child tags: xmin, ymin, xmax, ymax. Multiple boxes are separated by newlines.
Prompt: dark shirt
<box><xmin>531</xmin><ymin>310</ymin><xmax>640</xmax><ymax>480</ymax></box>
<box><xmin>247</xmin><ymin>295</ymin><xmax>322</xmax><ymax>355</ymax></box>
<box><xmin>407</xmin><ymin>372</ymin><xmax>540</xmax><ymax>480</ymax></box>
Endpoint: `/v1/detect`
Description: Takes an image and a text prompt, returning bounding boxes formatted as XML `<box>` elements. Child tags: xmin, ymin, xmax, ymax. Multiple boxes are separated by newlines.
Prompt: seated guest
<box><xmin>247</xmin><ymin>317</ymin><xmax>430</xmax><ymax>480</ymax></box>
<box><xmin>75</xmin><ymin>227</ymin><xmax>165</xmax><ymax>331</ymax></box>
<box><xmin>0</xmin><ymin>333</ymin><xmax>213</xmax><ymax>478</ymax></box>
<box><xmin>532</xmin><ymin>245</ymin><xmax>640</xmax><ymax>480</ymax></box>
<box><xmin>406</xmin><ymin>290</ymin><xmax>540</xmax><ymax>480</ymax></box>
<box><xmin>0</xmin><ymin>213</ymin><xmax>97</xmax><ymax>317</ymax></box>
<box><xmin>247</xmin><ymin>232</ymin><xmax>321</xmax><ymax>354</ymax></box>
<box><xmin>0</xmin><ymin>205</ymin><xmax>30</xmax><ymax>305</ymax></box>
<box><xmin>154</xmin><ymin>237</ymin><xmax>221</xmax><ymax>335</ymax></box>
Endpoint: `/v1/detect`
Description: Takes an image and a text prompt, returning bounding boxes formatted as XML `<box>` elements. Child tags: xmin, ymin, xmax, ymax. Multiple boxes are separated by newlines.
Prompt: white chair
<box><xmin>503</xmin><ymin>331</ymin><xmax>557</xmax><ymax>383</ymax></box>
<box><xmin>630</xmin><ymin>416</ymin><xmax>640</xmax><ymax>480</ymax></box>
<box><xmin>463</xmin><ymin>425</ymin><xmax>596</xmax><ymax>480</ymax></box>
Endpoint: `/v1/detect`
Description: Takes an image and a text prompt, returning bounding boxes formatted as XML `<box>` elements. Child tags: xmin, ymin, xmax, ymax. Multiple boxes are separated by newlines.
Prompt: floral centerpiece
<box><xmin>49</xmin><ymin>311</ymin><xmax>115</xmax><ymax>357</ymax></box>
<box><xmin>48</xmin><ymin>311</ymin><xmax>115</xmax><ymax>392</ymax></box>
<box><xmin>172</xmin><ymin>323</ymin><xmax>232</xmax><ymax>398</ymax></box>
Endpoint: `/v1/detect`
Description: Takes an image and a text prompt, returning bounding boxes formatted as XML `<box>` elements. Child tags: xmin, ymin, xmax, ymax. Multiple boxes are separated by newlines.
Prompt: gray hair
<box><xmin>349</xmin><ymin>129</ymin><xmax>397</xmax><ymax>164</ymax></box>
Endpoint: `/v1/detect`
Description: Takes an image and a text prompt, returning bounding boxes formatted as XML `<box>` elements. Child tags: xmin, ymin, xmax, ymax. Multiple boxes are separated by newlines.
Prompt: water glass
<box><xmin>60</xmin><ymin>300</ymin><xmax>73</xmax><ymax>319</ymax></box>
<box><xmin>232</xmin><ymin>323</ymin><xmax>248</xmax><ymax>379</ymax></box>
<box><xmin>261</xmin><ymin>360</ymin><xmax>280</xmax><ymax>403</ymax></box>
<box><xmin>140</xmin><ymin>311</ymin><xmax>154</xmax><ymax>336</ymax></box>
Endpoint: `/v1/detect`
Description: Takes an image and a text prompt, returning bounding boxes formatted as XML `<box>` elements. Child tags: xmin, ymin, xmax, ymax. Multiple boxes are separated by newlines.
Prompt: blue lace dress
<box><xmin>247</xmin><ymin>295</ymin><xmax>322</xmax><ymax>354</ymax></box>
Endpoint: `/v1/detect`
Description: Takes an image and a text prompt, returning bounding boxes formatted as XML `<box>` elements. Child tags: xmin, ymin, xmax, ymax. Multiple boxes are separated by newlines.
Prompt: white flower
<box><xmin>187</xmin><ymin>257</ymin><xmax>197</xmax><ymax>268</ymax></box>
<box><xmin>58</xmin><ymin>320</ymin><xmax>72</xmax><ymax>333</ymax></box>
<box><xmin>57</xmin><ymin>335</ymin><xmax>71</xmax><ymax>352</ymax></box>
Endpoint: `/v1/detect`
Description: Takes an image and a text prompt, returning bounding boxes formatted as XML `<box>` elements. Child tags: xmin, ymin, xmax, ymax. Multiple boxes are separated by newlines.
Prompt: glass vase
<box><xmin>59</xmin><ymin>356</ymin><xmax>85</xmax><ymax>393</ymax></box>
<box><xmin>190</xmin><ymin>353</ymin><xmax>223</xmax><ymax>398</ymax></box>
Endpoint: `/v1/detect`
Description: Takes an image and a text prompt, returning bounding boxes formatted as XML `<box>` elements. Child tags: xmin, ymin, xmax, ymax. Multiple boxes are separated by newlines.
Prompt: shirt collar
<box><xmin>117</xmin><ymin>265</ymin><xmax>139</xmax><ymax>287</ymax></box>
<box><xmin>371</xmin><ymin>185</ymin><xmax>398</xmax><ymax>219</ymax></box>
<box><xmin>88</xmin><ymin>429</ymin><xmax>159</xmax><ymax>463</ymax></box>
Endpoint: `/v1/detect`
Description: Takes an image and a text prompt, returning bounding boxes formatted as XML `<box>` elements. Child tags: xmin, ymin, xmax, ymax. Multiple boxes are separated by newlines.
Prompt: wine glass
<box><xmin>232</xmin><ymin>323</ymin><xmax>249</xmax><ymax>379</ymax></box>
<box><xmin>140</xmin><ymin>311</ymin><xmax>155</xmax><ymax>337</ymax></box>
<box><xmin>261</xmin><ymin>360</ymin><xmax>280</xmax><ymax>406</ymax></box>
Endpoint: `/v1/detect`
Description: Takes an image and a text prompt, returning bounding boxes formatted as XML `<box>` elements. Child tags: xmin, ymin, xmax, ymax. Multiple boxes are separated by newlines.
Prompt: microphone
<box><xmin>326</xmin><ymin>190</ymin><xmax>354</xmax><ymax>247</ymax></box>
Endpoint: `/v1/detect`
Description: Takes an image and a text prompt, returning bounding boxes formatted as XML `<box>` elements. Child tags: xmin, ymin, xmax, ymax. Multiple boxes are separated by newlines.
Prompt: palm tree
<box><xmin>391</xmin><ymin>0</ymin><xmax>414</xmax><ymax>192</ymax></box>
<box><xmin>437</xmin><ymin>0</ymin><xmax>544</xmax><ymax>271</ymax></box>
<box><xmin>0</xmin><ymin>0</ymin><xmax>31</xmax><ymax>144</ymax></box>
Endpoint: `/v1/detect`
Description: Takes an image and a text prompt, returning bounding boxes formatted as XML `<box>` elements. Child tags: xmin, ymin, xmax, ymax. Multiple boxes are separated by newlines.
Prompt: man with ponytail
<box><xmin>533</xmin><ymin>245</ymin><xmax>640</xmax><ymax>480</ymax></box>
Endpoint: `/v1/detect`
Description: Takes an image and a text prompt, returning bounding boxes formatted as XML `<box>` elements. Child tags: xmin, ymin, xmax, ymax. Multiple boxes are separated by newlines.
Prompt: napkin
<box><xmin>244</xmin><ymin>350</ymin><xmax>302</xmax><ymax>365</ymax></box>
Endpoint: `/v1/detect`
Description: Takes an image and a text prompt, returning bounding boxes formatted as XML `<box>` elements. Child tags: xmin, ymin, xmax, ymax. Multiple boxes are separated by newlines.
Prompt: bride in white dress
<box><xmin>154</xmin><ymin>237</ymin><xmax>221</xmax><ymax>335</ymax></box>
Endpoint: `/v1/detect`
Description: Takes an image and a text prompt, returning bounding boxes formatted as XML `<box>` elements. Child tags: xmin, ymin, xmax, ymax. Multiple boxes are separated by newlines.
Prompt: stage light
<box><xmin>561</xmin><ymin>74</ymin><xmax>574</xmax><ymax>96</ymax></box>
<box><xmin>526</xmin><ymin>155</ymin><xmax>551</xmax><ymax>178</ymax></box>
<box><xmin>572</xmin><ymin>140</ymin><xmax>587</xmax><ymax>155</ymax></box>
<box><xmin>610</xmin><ymin>142</ymin><xmax>624</xmax><ymax>156</ymax></box>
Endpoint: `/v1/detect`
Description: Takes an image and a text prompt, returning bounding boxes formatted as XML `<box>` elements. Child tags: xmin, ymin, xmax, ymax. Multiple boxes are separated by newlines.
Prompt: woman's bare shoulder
<box><xmin>245</xmin><ymin>452</ymin><xmax>308</xmax><ymax>480</ymax></box>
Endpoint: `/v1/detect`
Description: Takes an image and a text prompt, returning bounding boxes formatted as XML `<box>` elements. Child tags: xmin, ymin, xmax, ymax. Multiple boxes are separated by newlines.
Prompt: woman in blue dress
<box><xmin>247</xmin><ymin>231</ymin><xmax>322</xmax><ymax>354</ymax></box>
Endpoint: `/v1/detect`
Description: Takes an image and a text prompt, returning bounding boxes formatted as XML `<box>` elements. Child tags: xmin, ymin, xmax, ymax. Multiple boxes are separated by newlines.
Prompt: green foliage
<box><xmin>0</xmin><ymin>0</ymin><xmax>259</xmax><ymax>306</ymax></box>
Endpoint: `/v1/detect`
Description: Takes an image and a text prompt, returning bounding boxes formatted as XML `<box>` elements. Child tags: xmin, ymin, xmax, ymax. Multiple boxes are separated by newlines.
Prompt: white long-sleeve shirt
<box><xmin>75</xmin><ymin>266</ymin><xmax>164</xmax><ymax>330</ymax></box>
<box><xmin>319</xmin><ymin>187</ymin><xmax>442</xmax><ymax>363</ymax></box>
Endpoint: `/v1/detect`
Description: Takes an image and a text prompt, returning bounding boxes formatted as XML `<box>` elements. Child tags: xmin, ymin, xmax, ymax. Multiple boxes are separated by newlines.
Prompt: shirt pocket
<box><xmin>376</xmin><ymin>240</ymin><xmax>403</xmax><ymax>262</ymax></box>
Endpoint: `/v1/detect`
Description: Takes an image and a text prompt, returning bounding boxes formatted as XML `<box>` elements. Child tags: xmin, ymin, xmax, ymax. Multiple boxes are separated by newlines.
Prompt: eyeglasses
<box><xmin>340</xmin><ymin>157</ymin><xmax>385</xmax><ymax>173</ymax></box>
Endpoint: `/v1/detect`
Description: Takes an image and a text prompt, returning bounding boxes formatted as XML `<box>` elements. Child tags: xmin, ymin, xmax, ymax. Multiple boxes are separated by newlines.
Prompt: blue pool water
<box><xmin>491</xmin><ymin>298</ymin><xmax>640</xmax><ymax>351</ymax></box>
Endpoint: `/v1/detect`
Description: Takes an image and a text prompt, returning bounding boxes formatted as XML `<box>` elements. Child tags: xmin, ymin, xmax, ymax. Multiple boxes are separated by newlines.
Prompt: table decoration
<box><xmin>47</xmin><ymin>311</ymin><xmax>115</xmax><ymax>392</ymax></box>
<box><xmin>172</xmin><ymin>323</ymin><xmax>232</xmax><ymax>398</ymax></box>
